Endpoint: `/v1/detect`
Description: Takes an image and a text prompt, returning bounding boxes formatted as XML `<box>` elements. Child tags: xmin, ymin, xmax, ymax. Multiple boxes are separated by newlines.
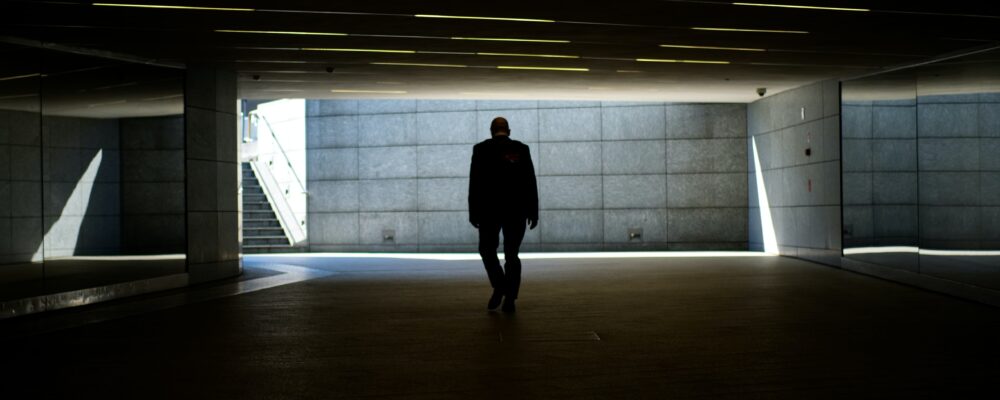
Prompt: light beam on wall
<box><xmin>752</xmin><ymin>137</ymin><xmax>778</xmax><ymax>254</ymax></box>
<box><xmin>34</xmin><ymin>149</ymin><xmax>104</xmax><ymax>260</ymax></box>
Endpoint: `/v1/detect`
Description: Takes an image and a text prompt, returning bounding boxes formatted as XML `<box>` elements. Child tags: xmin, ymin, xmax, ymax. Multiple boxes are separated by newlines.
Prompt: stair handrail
<box><xmin>248</xmin><ymin>161</ymin><xmax>307</xmax><ymax>246</ymax></box>
<box><xmin>252</xmin><ymin>112</ymin><xmax>307</xmax><ymax>196</ymax></box>
<box><xmin>246</xmin><ymin>111</ymin><xmax>308</xmax><ymax>246</ymax></box>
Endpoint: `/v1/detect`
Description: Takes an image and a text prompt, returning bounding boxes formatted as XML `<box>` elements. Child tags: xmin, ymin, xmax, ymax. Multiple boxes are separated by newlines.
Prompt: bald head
<box><xmin>490</xmin><ymin>117</ymin><xmax>510</xmax><ymax>137</ymax></box>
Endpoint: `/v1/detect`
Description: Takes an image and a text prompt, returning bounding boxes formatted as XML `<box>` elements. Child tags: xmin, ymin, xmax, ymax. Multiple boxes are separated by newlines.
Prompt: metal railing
<box><xmin>245</xmin><ymin>111</ymin><xmax>308</xmax><ymax>246</ymax></box>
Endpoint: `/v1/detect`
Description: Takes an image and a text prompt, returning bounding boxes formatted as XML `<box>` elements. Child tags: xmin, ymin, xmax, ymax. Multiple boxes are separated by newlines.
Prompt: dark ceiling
<box><xmin>2</xmin><ymin>0</ymin><xmax>1000</xmax><ymax>102</ymax></box>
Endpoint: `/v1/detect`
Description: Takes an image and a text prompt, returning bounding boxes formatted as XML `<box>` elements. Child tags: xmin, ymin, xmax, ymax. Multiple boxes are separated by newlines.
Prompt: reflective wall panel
<box><xmin>843</xmin><ymin>48</ymin><xmax>1000</xmax><ymax>289</ymax></box>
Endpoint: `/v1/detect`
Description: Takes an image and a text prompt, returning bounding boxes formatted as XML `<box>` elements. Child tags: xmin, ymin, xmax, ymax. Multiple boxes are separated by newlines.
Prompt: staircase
<box><xmin>242</xmin><ymin>163</ymin><xmax>296</xmax><ymax>253</ymax></box>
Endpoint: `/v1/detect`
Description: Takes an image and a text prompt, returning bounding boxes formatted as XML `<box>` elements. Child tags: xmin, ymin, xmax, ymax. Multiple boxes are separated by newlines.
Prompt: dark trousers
<box><xmin>478</xmin><ymin>217</ymin><xmax>527</xmax><ymax>299</ymax></box>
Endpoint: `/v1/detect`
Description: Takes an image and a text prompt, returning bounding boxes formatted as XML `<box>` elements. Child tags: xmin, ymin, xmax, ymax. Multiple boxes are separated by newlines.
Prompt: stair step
<box><xmin>244</xmin><ymin>238</ymin><xmax>291</xmax><ymax>245</ymax></box>
<box><xmin>242</xmin><ymin>246</ymin><xmax>300</xmax><ymax>254</ymax></box>
<box><xmin>244</xmin><ymin>221</ymin><xmax>282</xmax><ymax>228</ymax></box>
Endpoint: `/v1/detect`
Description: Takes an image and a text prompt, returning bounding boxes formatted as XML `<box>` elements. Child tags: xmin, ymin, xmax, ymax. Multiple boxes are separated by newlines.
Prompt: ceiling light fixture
<box><xmin>636</xmin><ymin>58</ymin><xmax>731</xmax><ymax>64</ymax></box>
<box><xmin>331</xmin><ymin>89</ymin><xmax>407</xmax><ymax>94</ymax></box>
<box><xmin>497</xmin><ymin>66</ymin><xmax>589</xmax><ymax>72</ymax></box>
<box><xmin>0</xmin><ymin>73</ymin><xmax>41</xmax><ymax>81</ymax></box>
<box><xmin>215</xmin><ymin>29</ymin><xmax>347</xmax><ymax>36</ymax></box>
<box><xmin>477</xmin><ymin>52</ymin><xmax>578</xmax><ymax>59</ymax></box>
<box><xmin>93</xmin><ymin>3</ymin><xmax>254</xmax><ymax>11</ymax></box>
<box><xmin>660</xmin><ymin>44</ymin><xmax>766</xmax><ymax>52</ymax></box>
<box><xmin>733</xmin><ymin>2</ymin><xmax>869</xmax><ymax>12</ymax></box>
<box><xmin>616</xmin><ymin>70</ymin><xmax>643</xmax><ymax>73</ymax></box>
<box><xmin>452</xmin><ymin>37</ymin><xmax>570</xmax><ymax>43</ymax></box>
<box><xmin>692</xmin><ymin>27</ymin><xmax>808</xmax><ymax>34</ymax></box>
<box><xmin>415</xmin><ymin>14</ymin><xmax>554</xmax><ymax>23</ymax></box>
<box><xmin>302</xmin><ymin>47</ymin><xmax>415</xmax><ymax>54</ymax></box>
<box><xmin>371</xmin><ymin>62</ymin><xmax>468</xmax><ymax>68</ymax></box>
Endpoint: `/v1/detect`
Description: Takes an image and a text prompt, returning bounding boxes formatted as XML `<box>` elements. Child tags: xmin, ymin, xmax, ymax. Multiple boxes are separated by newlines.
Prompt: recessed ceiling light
<box><xmin>660</xmin><ymin>44</ymin><xmax>766</xmax><ymax>52</ymax></box>
<box><xmin>371</xmin><ymin>62</ymin><xmax>468</xmax><ymax>68</ymax></box>
<box><xmin>93</xmin><ymin>3</ymin><xmax>254</xmax><ymax>11</ymax></box>
<box><xmin>302</xmin><ymin>48</ymin><xmax>415</xmax><ymax>54</ymax></box>
<box><xmin>87</xmin><ymin>100</ymin><xmax>128</xmax><ymax>108</ymax></box>
<box><xmin>331</xmin><ymin>89</ymin><xmax>407</xmax><ymax>94</ymax></box>
<box><xmin>497</xmin><ymin>66</ymin><xmax>589</xmax><ymax>72</ymax></box>
<box><xmin>451</xmin><ymin>37</ymin><xmax>570</xmax><ymax>43</ymax></box>
<box><xmin>477</xmin><ymin>52</ymin><xmax>579</xmax><ymax>59</ymax></box>
<box><xmin>216</xmin><ymin>29</ymin><xmax>347</xmax><ymax>36</ymax></box>
<box><xmin>616</xmin><ymin>70</ymin><xmax>643</xmax><ymax>73</ymax></box>
<box><xmin>733</xmin><ymin>2</ymin><xmax>869</xmax><ymax>12</ymax></box>
<box><xmin>636</xmin><ymin>58</ymin><xmax>731</xmax><ymax>64</ymax></box>
<box><xmin>692</xmin><ymin>27</ymin><xmax>808</xmax><ymax>34</ymax></box>
<box><xmin>234</xmin><ymin>60</ymin><xmax>310</xmax><ymax>64</ymax></box>
<box><xmin>415</xmin><ymin>14</ymin><xmax>554</xmax><ymax>23</ymax></box>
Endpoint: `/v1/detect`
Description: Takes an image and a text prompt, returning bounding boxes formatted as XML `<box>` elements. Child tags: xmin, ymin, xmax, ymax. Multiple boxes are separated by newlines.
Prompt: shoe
<box><xmin>487</xmin><ymin>289</ymin><xmax>504</xmax><ymax>310</ymax></box>
<box><xmin>501</xmin><ymin>298</ymin><xmax>516</xmax><ymax>313</ymax></box>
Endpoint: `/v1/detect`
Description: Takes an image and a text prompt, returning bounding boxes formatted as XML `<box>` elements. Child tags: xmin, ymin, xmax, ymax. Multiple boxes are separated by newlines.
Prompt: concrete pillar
<box><xmin>185</xmin><ymin>65</ymin><xmax>240</xmax><ymax>283</ymax></box>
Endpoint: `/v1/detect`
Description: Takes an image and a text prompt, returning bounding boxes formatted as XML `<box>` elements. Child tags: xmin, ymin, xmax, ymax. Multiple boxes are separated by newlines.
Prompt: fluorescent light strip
<box><xmin>216</xmin><ymin>29</ymin><xmax>347</xmax><ymax>36</ymax></box>
<box><xmin>141</xmin><ymin>94</ymin><xmax>183</xmax><ymax>101</ymax></box>
<box><xmin>331</xmin><ymin>89</ymin><xmax>407</xmax><ymax>94</ymax></box>
<box><xmin>660</xmin><ymin>44</ymin><xmax>766</xmax><ymax>52</ymax></box>
<box><xmin>497</xmin><ymin>66</ymin><xmax>588</xmax><ymax>72</ymax></box>
<box><xmin>692</xmin><ymin>27</ymin><xmax>809</xmax><ymax>34</ymax></box>
<box><xmin>415</xmin><ymin>14</ymin><xmax>553</xmax><ymax>23</ymax></box>
<box><xmin>636</xmin><ymin>58</ymin><xmax>731</xmax><ymax>64</ymax></box>
<box><xmin>616</xmin><ymin>69</ymin><xmax>643</xmax><ymax>73</ymax></box>
<box><xmin>452</xmin><ymin>37</ymin><xmax>569</xmax><ymax>43</ymax></box>
<box><xmin>733</xmin><ymin>2</ymin><xmax>869</xmax><ymax>12</ymax></box>
<box><xmin>477</xmin><ymin>52</ymin><xmax>578</xmax><ymax>59</ymax></box>
<box><xmin>93</xmin><ymin>3</ymin><xmax>253</xmax><ymax>11</ymax></box>
<box><xmin>0</xmin><ymin>73</ymin><xmax>41</xmax><ymax>81</ymax></box>
<box><xmin>371</xmin><ymin>62</ymin><xmax>467</xmax><ymax>68</ymax></box>
<box><xmin>302</xmin><ymin>47</ymin><xmax>415</xmax><ymax>54</ymax></box>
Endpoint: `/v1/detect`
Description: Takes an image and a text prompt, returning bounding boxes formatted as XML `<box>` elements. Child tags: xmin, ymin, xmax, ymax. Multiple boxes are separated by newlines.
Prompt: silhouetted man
<box><xmin>469</xmin><ymin>117</ymin><xmax>538</xmax><ymax>313</ymax></box>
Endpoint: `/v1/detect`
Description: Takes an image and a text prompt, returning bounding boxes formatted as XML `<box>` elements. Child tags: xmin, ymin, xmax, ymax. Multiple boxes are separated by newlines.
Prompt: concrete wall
<box><xmin>0</xmin><ymin>109</ymin><xmax>43</xmax><ymax>284</ymax></box>
<box><xmin>842</xmin><ymin>93</ymin><xmax>1000</xmax><ymax>251</ymax></box>
<box><xmin>842</xmin><ymin>98</ymin><xmax>919</xmax><ymax>249</ymax></box>
<box><xmin>748</xmin><ymin>80</ymin><xmax>842</xmax><ymax>266</ymax></box>
<box><xmin>916</xmin><ymin>93</ymin><xmax>1000</xmax><ymax>250</ymax></box>
<box><xmin>306</xmin><ymin>100</ymin><xmax>748</xmax><ymax>252</ymax></box>
<box><xmin>185</xmin><ymin>66</ymin><xmax>240</xmax><ymax>282</ymax></box>
<box><xmin>120</xmin><ymin>116</ymin><xmax>185</xmax><ymax>254</ymax></box>
<box><xmin>41</xmin><ymin>116</ymin><xmax>121</xmax><ymax>257</ymax></box>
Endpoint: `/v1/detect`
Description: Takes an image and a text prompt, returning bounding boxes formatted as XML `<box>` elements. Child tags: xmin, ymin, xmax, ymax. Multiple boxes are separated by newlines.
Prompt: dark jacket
<box><xmin>468</xmin><ymin>136</ymin><xmax>539</xmax><ymax>224</ymax></box>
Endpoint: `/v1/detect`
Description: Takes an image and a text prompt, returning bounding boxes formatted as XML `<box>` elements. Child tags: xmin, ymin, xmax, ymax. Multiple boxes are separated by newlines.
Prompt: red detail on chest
<box><xmin>503</xmin><ymin>152</ymin><xmax>520</xmax><ymax>163</ymax></box>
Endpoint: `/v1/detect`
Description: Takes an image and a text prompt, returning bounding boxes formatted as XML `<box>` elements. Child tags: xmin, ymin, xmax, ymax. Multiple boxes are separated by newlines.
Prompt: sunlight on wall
<box><xmin>752</xmin><ymin>137</ymin><xmax>778</xmax><ymax>254</ymax></box>
<box><xmin>33</xmin><ymin>149</ymin><xmax>103</xmax><ymax>260</ymax></box>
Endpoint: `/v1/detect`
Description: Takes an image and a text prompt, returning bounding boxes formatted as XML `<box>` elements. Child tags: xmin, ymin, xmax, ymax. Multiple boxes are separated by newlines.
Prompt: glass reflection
<box><xmin>39</xmin><ymin>49</ymin><xmax>186</xmax><ymax>293</ymax></box>
<box><xmin>843</xmin><ymin>47</ymin><xmax>1000</xmax><ymax>288</ymax></box>
<box><xmin>841</xmin><ymin>69</ymin><xmax>919</xmax><ymax>271</ymax></box>
<box><xmin>914</xmin><ymin>50</ymin><xmax>1000</xmax><ymax>289</ymax></box>
<box><xmin>0</xmin><ymin>43</ymin><xmax>43</xmax><ymax>301</ymax></box>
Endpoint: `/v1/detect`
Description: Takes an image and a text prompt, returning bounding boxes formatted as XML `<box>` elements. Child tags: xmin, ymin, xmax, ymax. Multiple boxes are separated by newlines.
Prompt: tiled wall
<box><xmin>748</xmin><ymin>80</ymin><xmax>842</xmax><ymax>266</ymax></box>
<box><xmin>120</xmin><ymin>116</ymin><xmax>185</xmax><ymax>254</ymax></box>
<box><xmin>185</xmin><ymin>66</ymin><xmax>240</xmax><ymax>282</ymax></box>
<box><xmin>843</xmin><ymin>93</ymin><xmax>1000</xmax><ymax>250</ymax></box>
<box><xmin>306</xmin><ymin>100</ymin><xmax>748</xmax><ymax>252</ymax></box>
<box><xmin>41</xmin><ymin>116</ymin><xmax>121</xmax><ymax>257</ymax></box>
<box><xmin>0</xmin><ymin>109</ymin><xmax>43</xmax><ymax>282</ymax></box>
<box><xmin>842</xmin><ymin>98</ymin><xmax>918</xmax><ymax>249</ymax></box>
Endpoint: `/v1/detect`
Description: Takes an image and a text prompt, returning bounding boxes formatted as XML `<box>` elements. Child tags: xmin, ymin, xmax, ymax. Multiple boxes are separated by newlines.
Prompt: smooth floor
<box><xmin>3</xmin><ymin>253</ymin><xmax>1000</xmax><ymax>399</ymax></box>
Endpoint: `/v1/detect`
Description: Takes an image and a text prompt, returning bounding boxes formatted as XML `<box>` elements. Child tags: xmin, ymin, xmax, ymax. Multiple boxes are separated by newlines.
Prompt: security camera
<box><xmin>252</xmin><ymin>74</ymin><xmax>261</xmax><ymax>81</ymax></box>
<box><xmin>326</xmin><ymin>66</ymin><xmax>335</xmax><ymax>73</ymax></box>
<box><xmin>756</xmin><ymin>87</ymin><xmax>766</xmax><ymax>97</ymax></box>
